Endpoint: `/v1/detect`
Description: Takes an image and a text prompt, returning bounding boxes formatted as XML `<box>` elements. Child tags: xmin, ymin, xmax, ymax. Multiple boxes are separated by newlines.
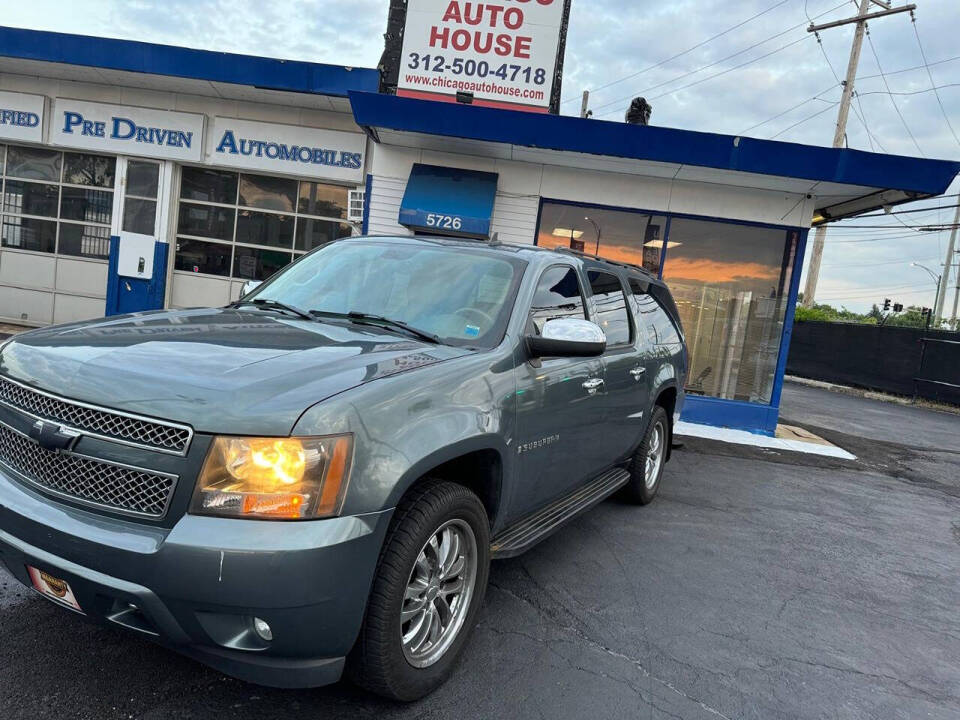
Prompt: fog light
<box><xmin>253</xmin><ymin>617</ymin><xmax>273</xmax><ymax>642</ymax></box>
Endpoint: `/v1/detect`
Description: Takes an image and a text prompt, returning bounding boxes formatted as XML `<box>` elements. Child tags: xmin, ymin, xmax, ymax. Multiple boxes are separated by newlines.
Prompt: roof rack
<box><xmin>552</xmin><ymin>247</ymin><xmax>655</xmax><ymax>279</ymax></box>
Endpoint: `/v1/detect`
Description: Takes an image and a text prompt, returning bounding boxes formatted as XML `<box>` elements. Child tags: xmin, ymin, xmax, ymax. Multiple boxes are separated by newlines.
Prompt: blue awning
<box><xmin>399</xmin><ymin>164</ymin><xmax>499</xmax><ymax>237</ymax></box>
<box><xmin>352</xmin><ymin>92</ymin><xmax>960</xmax><ymax>222</ymax></box>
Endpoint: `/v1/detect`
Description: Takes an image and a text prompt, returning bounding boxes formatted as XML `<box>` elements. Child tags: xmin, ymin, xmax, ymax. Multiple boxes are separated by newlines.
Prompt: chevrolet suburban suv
<box><xmin>0</xmin><ymin>235</ymin><xmax>686</xmax><ymax>701</ymax></box>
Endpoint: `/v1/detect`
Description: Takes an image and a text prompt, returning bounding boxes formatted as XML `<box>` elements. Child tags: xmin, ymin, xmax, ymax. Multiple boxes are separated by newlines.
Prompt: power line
<box><xmin>823</xmin><ymin>256</ymin><xmax>940</xmax><ymax>269</ymax></box>
<box><xmin>740</xmin><ymin>84</ymin><xmax>837</xmax><ymax>134</ymax></box>
<box><xmin>911</xmin><ymin>14</ymin><xmax>960</xmax><ymax>148</ymax></box>
<box><xmin>865</xmin><ymin>30</ymin><xmax>924</xmax><ymax>156</ymax></box>
<box><xmin>590</xmin><ymin>1</ymin><xmax>851</xmax><ymax>117</ymax></box>
<box><xmin>855</xmin><ymin>203</ymin><xmax>960</xmax><ymax>219</ymax></box>
<box><xmin>769</xmin><ymin>101</ymin><xmax>840</xmax><ymax>138</ymax></box>
<box><xmin>562</xmin><ymin>0</ymin><xmax>793</xmax><ymax>105</ymax></box>
<box><xmin>596</xmin><ymin>34</ymin><xmax>815</xmax><ymax>117</ymax></box>
<box><xmin>858</xmin><ymin>83</ymin><xmax>960</xmax><ymax>99</ymax></box>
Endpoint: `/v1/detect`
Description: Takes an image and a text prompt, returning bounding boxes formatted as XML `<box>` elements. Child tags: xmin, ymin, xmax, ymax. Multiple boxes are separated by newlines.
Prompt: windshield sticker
<box><xmin>465</xmin><ymin>325</ymin><xmax>481</xmax><ymax>338</ymax></box>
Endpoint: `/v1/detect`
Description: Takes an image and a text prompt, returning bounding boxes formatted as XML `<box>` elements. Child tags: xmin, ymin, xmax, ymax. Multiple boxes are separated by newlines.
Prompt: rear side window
<box><xmin>630</xmin><ymin>279</ymin><xmax>681</xmax><ymax>345</ymax></box>
<box><xmin>588</xmin><ymin>271</ymin><xmax>631</xmax><ymax>346</ymax></box>
<box><xmin>528</xmin><ymin>266</ymin><xmax>587</xmax><ymax>334</ymax></box>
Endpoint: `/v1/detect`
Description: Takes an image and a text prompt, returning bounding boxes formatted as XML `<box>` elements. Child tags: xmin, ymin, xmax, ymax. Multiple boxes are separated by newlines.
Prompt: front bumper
<box><xmin>0</xmin><ymin>470</ymin><xmax>393</xmax><ymax>688</ymax></box>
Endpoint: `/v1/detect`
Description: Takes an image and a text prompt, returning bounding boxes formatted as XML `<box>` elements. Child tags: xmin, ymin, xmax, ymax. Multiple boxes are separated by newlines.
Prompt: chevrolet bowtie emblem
<box><xmin>29</xmin><ymin>420</ymin><xmax>81</xmax><ymax>453</ymax></box>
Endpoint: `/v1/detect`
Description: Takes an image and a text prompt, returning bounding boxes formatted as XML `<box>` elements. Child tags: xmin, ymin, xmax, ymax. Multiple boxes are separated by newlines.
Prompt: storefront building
<box><xmin>0</xmin><ymin>27</ymin><xmax>375</xmax><ymax>324</ymax></box>
<box><xmin>1</xmin><ymin>26</ymin><xmax>957</xmax><ymax>435</ymax></box>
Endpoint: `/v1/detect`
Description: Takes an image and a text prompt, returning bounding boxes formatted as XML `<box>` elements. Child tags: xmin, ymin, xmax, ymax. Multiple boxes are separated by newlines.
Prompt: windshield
<box><xmin>247</xmin><ymin>240</ymin><xmax>526</xmax><ymax>348</ymax></box>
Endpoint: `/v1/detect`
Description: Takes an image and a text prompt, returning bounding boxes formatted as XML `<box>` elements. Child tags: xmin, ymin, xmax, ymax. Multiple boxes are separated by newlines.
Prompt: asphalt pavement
<box><xmin>1</xmin><ymin>381</ymin><xmax>958</xmax><ymax>719</ymax></box>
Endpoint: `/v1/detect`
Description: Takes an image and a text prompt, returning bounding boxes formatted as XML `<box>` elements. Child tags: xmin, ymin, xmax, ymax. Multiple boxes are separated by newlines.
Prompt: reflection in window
<box><xmin>232</xmin><ymin>245</ymin><xmax>292</xmax><ymax>281</ymax></box>
<box><xmin>4</xmin><ymin>181</ymin><xmax>59</xmax><ymax>217</ymax></box>
<box><xmin>60</xmin><ymin>187</ymin><xmax>112</xmax><ymax>223</ymax></box>
<box><xmin>62</xmin><ymin>153</ymin><xmax>116</xmax><ymax>188</ymax></box>
<box><xmin>295</xmin><ymin>218</ymin><xmax>352</xmax><ymax>251</ymax></box>
<box><xmin>663</xmin><ymin>219</ymin><xmax>796</xmax><ymax>404</ymax></box>
<box><xmin>5</xmin><ymin>146</ymin><xmax>61</xmax><ymax>182</ymax></box>
<box><xmin>236</xmin><ymin>210</ymin><xmax>294</xmax><ymax>248</ymax></box>
<box><xmin>175</xmin><ymin>238</ymin><xmax>231</xmax><ymax>276</ymax></box>
<box><xmin>239</xmin><ymin>174</ymin><xmax>297</xmax><ymax>212</ymax></box>
<box><xmin>180</xmin><ymin>167</ymin><xmax>238</xmax><ymax>204</ymax></box>
<box><xmin>298</xmin><ymin>182</ymin><xmax>348</xmax><ymax>219</ymax></box>
<box><xmin>588</xmin><ymin>271</ymin><xmax>631</xmax><ymax>346</ymax></box>
<box><xmin>177</xmin><ymin>202</ymin><xmax>235</xmax><ymax>241</ymax></box>
<box><xmin>536</xmin><ymin>203</ymin><xmax>667</xmax><ymax>275</ymax></box>
<box><xmin>528</xmin><ymin>266</ymin><xmax>586</xmax><ymax>334</ymax></box>
<box><xmin>123</xmin><ymin>161</ymin><xmax>160</xmax><ymax>236</ymax></box>
<box><xmin>0</xmin><ymin>144</ymin><xmax>114</xmax><ymax>259</ymax></box>
<box><xmin>1</xmin><ymin>215</ymin><xmax>56</xmax><ymax>253</ymax></box>
<box><xmin>175</xmin><ymin>168</ymin><xmax>355</xmax><ymax>279</ymax></box>
<box><xmin>59</xmin><ymin>224</ymin><xmax>111</xmax><ymax>259</ymax></box>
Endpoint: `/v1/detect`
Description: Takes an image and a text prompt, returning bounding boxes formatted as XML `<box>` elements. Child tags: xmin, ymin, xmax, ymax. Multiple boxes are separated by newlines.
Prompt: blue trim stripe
<box><xmin>0</xmin><ymin>26</ymin><xmax>379</xmax><ymax>98</ymax></box>
<box><xmin>350</xmin><ymin>92</ymin><xmax>960</xmax><ymax>198</ymax></box>
<box><xmin>680</xmin><ymin>395</ymin><xmax>779</xmax><ymax>437</ymax></box>
<box><xmin>361</xmin><ymin>172</ymin><xmax>373</xmax><ymax>235</ymax></box>
<box><xmin>769</xmin><ymin>228</ymin><xmax>809</xmax><ymax>415</ymax></box>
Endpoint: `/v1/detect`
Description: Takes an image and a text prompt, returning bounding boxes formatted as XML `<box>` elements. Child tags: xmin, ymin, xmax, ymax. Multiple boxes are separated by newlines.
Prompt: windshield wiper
<box><xmin>310</xmin><ymin>310</ymin><xmax>442</xmax><ymax>345</ymax></box>
<box><xmin>231</xmin><ymin>298</ymin><xmax>315</xmax><ymax>321</ymax></box>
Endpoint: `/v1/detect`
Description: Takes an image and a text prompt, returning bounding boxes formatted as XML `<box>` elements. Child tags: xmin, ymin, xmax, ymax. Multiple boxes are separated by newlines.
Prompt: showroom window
<box><xmin>536</xmin><ymin>202</ymin><xmax>668</xmax><ymax>275</ymax></box>
<box><xmin>536</xmin><ymin>200</ymin><xmax>799</xmax><ymax>406</ymax></box>
<box><xmin>661</xmin><ymin>219</ymin><xmax>797</xmax><ymax>405</ymax></box>
<box><xmin>174</xmin><ymin>167</ymin><xmax>354</xmax><ymax>281</ymax></box>
<box><xmin>0</xmin><ymin>143</ymin><xmax>115</xmax><ymax>259</ymax></box>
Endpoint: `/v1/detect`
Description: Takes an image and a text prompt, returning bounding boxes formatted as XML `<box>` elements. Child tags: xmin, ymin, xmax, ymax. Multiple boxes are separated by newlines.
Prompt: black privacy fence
<box><xmin>786</xmin><ymin>321</ymin><xmax>960</xmax><ymax>406</ymax></box>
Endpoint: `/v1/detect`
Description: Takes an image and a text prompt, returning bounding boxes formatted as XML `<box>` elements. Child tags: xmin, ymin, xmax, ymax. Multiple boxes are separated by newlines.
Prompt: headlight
<box><xmin>190</xmin><ymin>434</ymin><xmax>353</xmax><ymax>520</ymax></box>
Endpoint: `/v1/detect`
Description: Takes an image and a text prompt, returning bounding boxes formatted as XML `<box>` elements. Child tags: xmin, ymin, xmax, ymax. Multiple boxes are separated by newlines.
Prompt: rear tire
<box><xmin>623</xmin><ymin>405</ymin><xmax>669</xmax><ymax>505</ymax></box>
<box><xmin>348</xmin><ymin>480</ymin><xmax>490</xmax><ymax>701</ymax></box>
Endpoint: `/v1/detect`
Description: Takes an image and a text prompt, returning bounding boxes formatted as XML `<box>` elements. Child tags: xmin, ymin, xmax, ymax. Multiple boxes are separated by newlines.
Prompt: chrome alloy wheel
<box><xmin>645</xmin><ymin>421</ymin><xmax>665</xmax><ymax>490</ymax></box>
<box><xmin>400</xmin><ymin>518</ymin><xmax>478</xmax><ymax>668</ymax></box>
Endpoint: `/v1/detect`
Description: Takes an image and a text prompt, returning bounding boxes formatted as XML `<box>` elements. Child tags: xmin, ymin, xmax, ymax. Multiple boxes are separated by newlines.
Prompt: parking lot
<box><xmin>1</xmin><ymin>381</ymin><xmax>958</xmax><ymax>719</ymax></box>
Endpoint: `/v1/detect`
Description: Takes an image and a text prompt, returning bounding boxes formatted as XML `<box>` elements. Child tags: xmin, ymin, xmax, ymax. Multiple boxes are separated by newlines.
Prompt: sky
<box><xmin>4</xmin><ymin>0</ymin><xmax>959</xmax><ymax>313</ymax></box>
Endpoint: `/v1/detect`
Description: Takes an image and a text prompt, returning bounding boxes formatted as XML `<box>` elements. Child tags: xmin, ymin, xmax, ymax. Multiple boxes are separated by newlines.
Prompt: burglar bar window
<box><xmin>0</xmin><ymin>143</ymin><xmax>115</xmax><ymax>259</ymax></box>
<box><xmin>174</xmin><ymin>167</ymin><xmax>354</xmax><ymax>281</ymax></box>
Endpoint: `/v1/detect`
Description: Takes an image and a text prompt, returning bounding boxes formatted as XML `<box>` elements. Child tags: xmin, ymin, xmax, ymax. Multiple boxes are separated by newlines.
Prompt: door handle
<box><xmin>630</xmin><ymin>367</ymin><xmax>647</xmax><ymax>380</ymax></box>
<box><xmin>582</xmin><ymin>378</ymin><xmax>604</xmax><ymax>394</ymax></box>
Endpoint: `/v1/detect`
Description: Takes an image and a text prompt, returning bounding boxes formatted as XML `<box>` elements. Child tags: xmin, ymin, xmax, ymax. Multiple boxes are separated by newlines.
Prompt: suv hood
<box><xmin>0</xmin><ymin>308</ymin><xmax>469</xmax><ymax>435</ymax></box>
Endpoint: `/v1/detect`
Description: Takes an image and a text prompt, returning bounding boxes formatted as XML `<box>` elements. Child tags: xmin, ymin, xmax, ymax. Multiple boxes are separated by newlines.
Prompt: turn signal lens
<box><xmin>190</xmin><ymin>434</ymin><xmax>353</xmax><ymax>520</ymax></box>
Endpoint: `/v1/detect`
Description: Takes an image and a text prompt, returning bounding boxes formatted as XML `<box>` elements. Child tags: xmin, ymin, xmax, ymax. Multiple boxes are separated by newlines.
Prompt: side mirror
<box><xmin>240</xmin><ymin>280</ymin><xmax>262</xmax><ymax>298</ymax></box>
<box><xmin>525</xmin><ymin>318</ymin><xmax>606</xmax><ymax>359</ymax></box>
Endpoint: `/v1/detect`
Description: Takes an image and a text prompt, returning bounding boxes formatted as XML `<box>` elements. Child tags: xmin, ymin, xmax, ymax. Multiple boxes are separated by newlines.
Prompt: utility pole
<box><xmin>801</xmin><ymin>0</ymin><xmax>917</xmax><ymax>308</ymax></box>
<box><xmin>951</xmin><ymin>245</ymin><xmax>960</xmax><ymax>328</ymax></box>
<box><xmin>580</xmin><ymin>90</ymin><xmax>591</xmax><ymax>118</ymax></box>
<box><xmin>934</xmin><ymin>203</ymin><xmax>960</xmax><ymax>320</ymax></box>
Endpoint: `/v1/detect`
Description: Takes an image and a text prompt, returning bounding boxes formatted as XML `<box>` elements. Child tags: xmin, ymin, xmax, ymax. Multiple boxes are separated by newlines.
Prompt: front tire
<box><xmin>348</xmin><ymin>480</ymin><xmax>490</xmax><ymax>701</ymax></box>
<box><xmin>623</xmin><ymin>405</ymin><xmax>669</xmax><ymax>505</ymax></box>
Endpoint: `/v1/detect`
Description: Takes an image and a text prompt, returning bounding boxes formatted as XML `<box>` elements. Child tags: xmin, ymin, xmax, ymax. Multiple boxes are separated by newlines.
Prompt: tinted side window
<box><xmin>631</xmin><ymin>279</ymin><xmax>681</xmax><ymax>345</ymax></box>
<box><xmin>529</xmin><ymin>266</ymin><xmax>587</xmax><ymax>334</ymax></box>
<box><xmin>588</xmin><ymin>271</ymin><xmax>631</xmax><ymax>346</ymax></box>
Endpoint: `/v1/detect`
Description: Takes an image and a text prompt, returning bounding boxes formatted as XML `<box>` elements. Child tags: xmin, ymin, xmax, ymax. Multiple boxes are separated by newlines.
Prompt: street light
<box><xmin>583</xmin><ymin>216</ymin><xmax>601</xmax><ymax>255</ymax></box>
<box><xmin>910</xmin><ymin>262</ymin><xmax>942</xmax><ymax>328</ymax></box>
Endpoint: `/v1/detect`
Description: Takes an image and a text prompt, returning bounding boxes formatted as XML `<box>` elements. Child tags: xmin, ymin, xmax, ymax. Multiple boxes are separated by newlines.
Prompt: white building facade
<box><xmin>0</xmin><ymin>28</ymin><xmax>375</xmax><ymax>325</ymax></box>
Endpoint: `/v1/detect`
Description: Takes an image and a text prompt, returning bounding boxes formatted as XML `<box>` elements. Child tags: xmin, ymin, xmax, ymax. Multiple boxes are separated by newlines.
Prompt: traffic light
<box><xmin>883</xmin><ymin>298</ymin><xmax>891</xmax><ymax>311</ymax></box>
<box><xmin>893</xmin><ymin>303</ymin><xmax>903</xmax><ymax>313</ymax></box>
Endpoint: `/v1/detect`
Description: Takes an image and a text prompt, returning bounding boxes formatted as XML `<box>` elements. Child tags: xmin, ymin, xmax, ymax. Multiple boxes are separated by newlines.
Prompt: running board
<box><xmin>490</xmin><ymin>467</ymin><xmax>631</xmax><ymax>559</ymax></box>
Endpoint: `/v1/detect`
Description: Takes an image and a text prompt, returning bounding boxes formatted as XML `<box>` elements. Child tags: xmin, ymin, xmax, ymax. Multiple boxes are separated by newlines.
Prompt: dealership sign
<box><xmin>0</xmin><ymin>90</ymin><xmax>45</xmax><ymax>144</ymax></box>
<box><xmin>50</xmin><ymin>99</ymin><xmax>204</xmax><ymax>161</ymax></box>
<box><xmin>209</xmin><ymin>117</ymin><xmax>365</xmax><ymax>183</ymax></box>
<box><xmin>396</xmin><ymin>0</ymin><xmax>569</xmax><ymax>113</ymax></box>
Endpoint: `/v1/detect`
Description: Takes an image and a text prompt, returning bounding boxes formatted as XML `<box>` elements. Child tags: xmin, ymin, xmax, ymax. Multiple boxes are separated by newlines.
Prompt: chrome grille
<box><xmin>0</xmin><ymin>376</ymin><xmax>191</xmax><ymax>454</ymax></box>
<box><xmin>0</xmin><ymin>422</ymin><xmax>176</xmax><ymax>518</ymax></box>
